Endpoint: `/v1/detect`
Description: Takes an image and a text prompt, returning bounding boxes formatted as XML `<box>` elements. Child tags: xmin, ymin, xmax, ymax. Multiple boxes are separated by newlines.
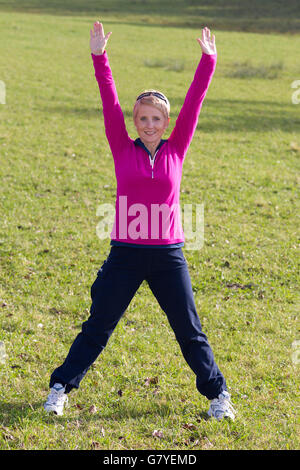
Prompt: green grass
<box><xmin>226</xmin><ymin>60</ymin><xmax>284</xmax><ymax>79</ymax></box>
<box><xmin>0</xmin><ymin>0</ymin><xmax>299</xmax><ymax>33</ymax></box>
<box><xmin>0</xmin><ymin>1</ymin><xmax>299</xmax><ymax>450</ymax></box>
<box><xmin>144</xmin><ymin>58</ymin><xmax>186</xmax><ymax>73</ymax></box>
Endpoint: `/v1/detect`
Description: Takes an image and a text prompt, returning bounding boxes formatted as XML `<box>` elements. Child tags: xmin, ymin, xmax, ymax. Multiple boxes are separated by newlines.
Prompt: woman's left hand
<box><xmin>197</xmin><ymin>27</ymin><xmax>217</xmax><ymax>55</ymax></box>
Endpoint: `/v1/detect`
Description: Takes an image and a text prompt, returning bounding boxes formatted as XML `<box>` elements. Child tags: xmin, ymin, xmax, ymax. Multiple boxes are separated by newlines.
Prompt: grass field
<box><xmin>0</xmin><ymin>0</ymin><xmax>299</xmax><ymax>451</ymax></box>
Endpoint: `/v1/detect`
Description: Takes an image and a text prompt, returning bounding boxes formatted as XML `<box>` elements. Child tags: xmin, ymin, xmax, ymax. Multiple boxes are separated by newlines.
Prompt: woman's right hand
<box><xmin>90</xmin><ymin>21</ymin><xmax>112</xmax><ymax>55</ymax></box>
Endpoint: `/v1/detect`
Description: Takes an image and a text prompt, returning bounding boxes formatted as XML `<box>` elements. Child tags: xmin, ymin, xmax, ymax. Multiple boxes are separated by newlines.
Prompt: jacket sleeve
<box><xmin>91</xmin><ymin>51</ymin><xmax>131</xmax><ymax>157</ymax></box>
<box><xmin>168</xmin><ymin>53</ymin><xmax>217</xmax><ymax>159</ymax></box>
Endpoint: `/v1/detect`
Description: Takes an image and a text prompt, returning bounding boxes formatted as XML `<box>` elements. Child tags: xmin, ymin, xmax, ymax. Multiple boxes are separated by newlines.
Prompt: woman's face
<box><xmin>134</xmin><ymin>104</ymin><xmax>170</xmax><ymax>147</ymax></box>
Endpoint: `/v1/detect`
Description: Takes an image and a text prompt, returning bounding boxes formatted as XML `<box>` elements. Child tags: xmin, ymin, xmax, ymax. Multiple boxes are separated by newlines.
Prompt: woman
<box><xmin>44</xmin><ymin>21</ymin><xmax>235</xmax><ymax>420</ymax></box>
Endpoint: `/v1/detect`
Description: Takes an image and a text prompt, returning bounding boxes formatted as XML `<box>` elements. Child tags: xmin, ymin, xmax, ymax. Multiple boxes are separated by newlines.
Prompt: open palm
<box><xmin>197</xmin><ymin>27</ymin><xmax>216</xmax><ymax>55</ymax></box>
<box><xmin>90</xmin><ymin>21</ymin><xmax>112</xmax><ymax>55</ymax></box>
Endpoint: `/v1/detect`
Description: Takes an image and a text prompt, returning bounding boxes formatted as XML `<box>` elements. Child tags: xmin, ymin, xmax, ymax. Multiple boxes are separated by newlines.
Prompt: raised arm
<box><xmin>169</xmin><ymin>27</ymin><xmax>217</xmax><ymax>159</ymax></box>
<box><xmin>90</xmin><ymin>22</ymin><xmax>130</xmax><ymax>156</ymax></box>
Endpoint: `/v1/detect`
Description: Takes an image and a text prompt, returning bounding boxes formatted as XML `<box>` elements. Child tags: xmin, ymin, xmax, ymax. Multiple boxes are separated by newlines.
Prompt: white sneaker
<box><xmin>44</xmin><ymin>383</ymin><xmax>68</xmax><ymax>416</ymax></box>
<box><xmin>207</xmin><ymin>390</ymin><xmax>236</xmax><ymax>421</ymax></box>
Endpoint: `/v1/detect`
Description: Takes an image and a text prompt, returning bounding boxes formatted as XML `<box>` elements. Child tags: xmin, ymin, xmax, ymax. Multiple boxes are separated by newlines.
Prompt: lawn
<box><xmin>0</xmin><ymin>0</ymin><xmax>299</xmax><ymax>451</ymax></box>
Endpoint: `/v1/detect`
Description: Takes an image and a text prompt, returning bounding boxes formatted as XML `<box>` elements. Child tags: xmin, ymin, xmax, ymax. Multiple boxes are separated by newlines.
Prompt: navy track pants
<box><xmin>50</xmin><ymin>246</ymin><xmax>227</xmax><ymax>400</ymax></box>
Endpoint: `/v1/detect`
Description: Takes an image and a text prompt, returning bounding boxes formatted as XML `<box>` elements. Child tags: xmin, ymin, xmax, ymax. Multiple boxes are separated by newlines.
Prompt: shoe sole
<box><xmin>44</xmin><ymin>406</ymin><xmax>64</xmax><ymax>416</ymax></box>
<box><xmin>207</xmin><ymin>410</ymin><xmax>235</xmax><ymax>421</ymax></box>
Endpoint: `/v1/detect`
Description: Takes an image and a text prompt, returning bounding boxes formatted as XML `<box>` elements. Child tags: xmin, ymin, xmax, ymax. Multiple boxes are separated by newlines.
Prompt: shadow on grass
<box><xmin>0</xmin><ymin>401</ymin><xmax>39</xmax><ymax>427</ymax></box>
<box><xmin>0</xmin><ymin>0</ymin><xmax>299</xmax><ymax>33</ymax></box>
<box><xmin>39</xmin><ymin>98</ymin><xmax>299</xmax><ymax>133</ymax></box>
<box><xmin>0</xmin><ymin>399</ymin><xmax>208</xmax><ymax>427</ymax></box>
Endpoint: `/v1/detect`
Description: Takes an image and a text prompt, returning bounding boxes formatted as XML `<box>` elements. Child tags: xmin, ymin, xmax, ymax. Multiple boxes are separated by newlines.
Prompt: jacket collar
<box><xmin>134</xmin><ymin>138</ymin><xmax>167</xmax><ymax>157</ymax></box>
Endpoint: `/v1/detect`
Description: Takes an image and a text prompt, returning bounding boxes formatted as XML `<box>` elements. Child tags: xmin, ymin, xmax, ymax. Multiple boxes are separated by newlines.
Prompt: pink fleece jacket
<box><xmin>91</xmin><ymin>51</ymin><xmax>217</xmax><ymax>246</ymax></box>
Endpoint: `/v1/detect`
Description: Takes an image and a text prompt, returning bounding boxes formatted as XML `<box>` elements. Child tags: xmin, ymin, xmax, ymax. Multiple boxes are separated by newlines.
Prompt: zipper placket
<box><xmin>149</xmin><ymin>149</ymin><xmax>159</xmax><ymax>179</ymax></box>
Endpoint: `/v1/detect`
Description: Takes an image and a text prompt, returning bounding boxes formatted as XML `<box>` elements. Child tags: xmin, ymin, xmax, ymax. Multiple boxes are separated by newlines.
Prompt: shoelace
<box><xmin>47</xmin><ymin>388</ymin><xmax>67</xmax><ymax>406</ymax></box>
<box><xmin>210</xmin><ymin>396</ymin><xmax>235</xmax><ymax>416</ymax></box>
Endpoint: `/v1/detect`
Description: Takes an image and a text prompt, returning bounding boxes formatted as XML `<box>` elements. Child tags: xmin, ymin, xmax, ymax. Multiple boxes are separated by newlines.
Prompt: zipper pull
<box><xmin>149</xmin><ymin>155</ymin><xmax>154</xmax><ymax>179</ymax></box>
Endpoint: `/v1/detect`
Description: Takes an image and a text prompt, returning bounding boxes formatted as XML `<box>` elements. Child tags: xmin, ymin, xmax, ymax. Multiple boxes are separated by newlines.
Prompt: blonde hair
<box><xmin>133</xmin><ymin>89</ymin><xmax>170</xmax><ymax>121</ymax></box>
